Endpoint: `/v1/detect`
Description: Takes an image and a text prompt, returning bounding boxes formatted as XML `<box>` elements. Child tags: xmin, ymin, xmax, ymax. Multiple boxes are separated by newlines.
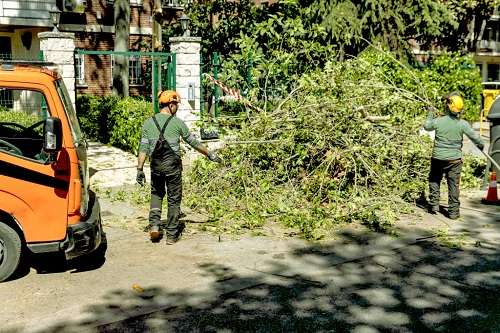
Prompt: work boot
<box><xmin>428</xmin><ymin>205</ymin><xmax>438</xmax><ymax>215</ymax></box>
<box><xmin>149</xmin><ymin>225</ymin><xmax>162</xmax><ymax>241</ymax></box>
<box><xmin>165</xmin><ymin>236</ymin><xmax>178</xmax><ymax>245</ymax></box>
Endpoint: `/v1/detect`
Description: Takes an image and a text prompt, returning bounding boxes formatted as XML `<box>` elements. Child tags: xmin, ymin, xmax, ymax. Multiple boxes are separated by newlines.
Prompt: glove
<box><xmin>136</xmin><ymin>169</ymin><xmax>146</xmax><ymax>185</ymax></box>
<box><xmin>207</xmin><ymin>150</ymin><xmax>222</xmax><ymax>163</ymax></box>
<box><xmin>426</xmin><ymin>105</ymin><xmax>436</xmax><ymax>113</ymax></box>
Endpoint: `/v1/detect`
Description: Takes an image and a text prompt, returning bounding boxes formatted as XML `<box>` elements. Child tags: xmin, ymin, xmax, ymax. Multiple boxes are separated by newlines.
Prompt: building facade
<box><xmin>0</xmin><ymin>0</ymin><xmax>167</xmax><ymax>96</ymax></box>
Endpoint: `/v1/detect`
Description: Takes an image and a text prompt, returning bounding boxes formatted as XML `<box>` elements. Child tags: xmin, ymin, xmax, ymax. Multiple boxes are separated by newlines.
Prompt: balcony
<box><xmin>0</xmin><ymin>0</ymin><xmax>55</xmax><ymax>27</ymax></box>
<box><xmin>477</xmin><ymin>40</ymin><xmax>500</xmax><ymax>54</ymax></box>
<box><xmin>162</xmin><ymin>0</ymin><xmax>191</xmax><ymax>10</ymax></box>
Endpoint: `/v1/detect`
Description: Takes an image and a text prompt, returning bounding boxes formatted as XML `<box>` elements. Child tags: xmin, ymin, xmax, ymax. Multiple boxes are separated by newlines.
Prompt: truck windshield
<box><xmin>55</xmin><ymin>79</ymin><xmax>84</xmax><ymax>146</ymax></box>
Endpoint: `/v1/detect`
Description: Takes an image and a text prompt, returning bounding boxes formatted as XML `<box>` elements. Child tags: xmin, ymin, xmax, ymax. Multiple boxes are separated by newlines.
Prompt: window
<box><xmin>0</xmin><ymin>37</ymin><xmax>12</xmax><ymax>60</ymax></box>
<box><xmin>110</xmin><ymin>54</ymin><xmax>143</xmax><ymax>86</ymax></box>
<box><xmin>75</xmin><ymin>53</ymin><xmax>86</xmax><ymax>85</ymax></box>
<box><xmin>129</xmin><ymin>56</ymin><xmax>142</xmax><ymax>85</ymax></box>
<box><xmin>488</xmin><ymin>63</ymin><xmax>500</xmax><ymax>82</ymax></box>
<box><xmin>0</xmin><ymin>89</ymin><xmax>49</xmax><ymax>162</ymax></box>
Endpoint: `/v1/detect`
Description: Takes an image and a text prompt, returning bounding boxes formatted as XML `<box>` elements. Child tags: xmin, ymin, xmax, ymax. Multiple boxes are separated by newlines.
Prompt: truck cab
<box><xmin>0</xmin><ymin>61</ymin><xmax>105</xmax><ymax>282</ymax></box>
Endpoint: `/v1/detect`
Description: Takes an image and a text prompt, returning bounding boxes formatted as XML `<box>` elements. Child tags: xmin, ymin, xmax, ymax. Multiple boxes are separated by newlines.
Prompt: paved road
<box><xmin>1</xmin><ymin>195</ymin><xmax>500</xmax><ymax>333</ymax></box>
<box><xmin>2</xmin><ymin>141</ymin><xmax>500</xmax><ymax>333</ymax></box>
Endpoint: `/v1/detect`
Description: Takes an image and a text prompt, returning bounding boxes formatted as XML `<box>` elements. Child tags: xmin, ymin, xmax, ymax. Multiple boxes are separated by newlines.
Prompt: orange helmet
<box><xmin>158</xmin><ymin>90</ymin><xmax>180</xmax><ymax>105</ymax></box>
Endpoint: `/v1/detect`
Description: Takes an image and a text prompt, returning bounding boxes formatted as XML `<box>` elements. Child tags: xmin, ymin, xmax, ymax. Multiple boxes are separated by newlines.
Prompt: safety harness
<box><xmin>151</xmin><ymin>114</ymin><xmax>182</xmax><ymax>174</ymax></box>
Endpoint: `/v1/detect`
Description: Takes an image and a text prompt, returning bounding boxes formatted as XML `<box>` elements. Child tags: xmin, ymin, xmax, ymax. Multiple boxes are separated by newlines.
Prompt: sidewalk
<box><xmin>87</xmin><ymin>142</ymin><xmax>147</xmax><ymax>189</ymax></box>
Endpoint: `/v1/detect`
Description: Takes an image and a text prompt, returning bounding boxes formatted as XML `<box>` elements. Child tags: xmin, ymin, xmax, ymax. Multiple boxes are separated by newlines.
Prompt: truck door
<box><xmin>0</xmin><ymin>87</ymin><xmax>69</xmax><ymax>243</ymax></box>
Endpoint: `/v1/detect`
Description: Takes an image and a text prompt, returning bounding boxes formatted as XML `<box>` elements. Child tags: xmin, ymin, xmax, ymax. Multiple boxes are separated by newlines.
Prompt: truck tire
<box><xmin>0</xmin><ymin>223</ymin><xmax>21</xmax><ymax>282</ymax></box>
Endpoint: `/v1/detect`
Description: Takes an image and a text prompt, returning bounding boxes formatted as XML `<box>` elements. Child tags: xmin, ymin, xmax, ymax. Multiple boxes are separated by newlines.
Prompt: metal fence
<box><xmin>200</xmin><ymin>52</ymin><xmax>255</xmax><ymax>121</ymax></box>
<box><xmin>74</xmin><ymin>50</ymin><xmax>176</xmax><ymax>113</ymax></box>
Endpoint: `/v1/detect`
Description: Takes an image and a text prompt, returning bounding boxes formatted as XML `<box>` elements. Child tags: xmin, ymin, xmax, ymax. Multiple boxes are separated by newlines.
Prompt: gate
<box><xmin>74</xmin><ymin>50</ymin><xmax>176</xmax><ymax>113</ymax></box>
<box><xmin>200</xmin><ymin>52</ymin><xmax>254</xmax><ymax>138</ymax></box>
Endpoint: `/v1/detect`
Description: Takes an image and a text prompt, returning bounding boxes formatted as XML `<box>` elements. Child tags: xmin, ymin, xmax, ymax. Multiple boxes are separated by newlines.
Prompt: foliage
<box><xmin>436</xmin><ymin>0</ymin><xmax>499</xmax><ymax>51</ymax></box>
<box><xmin>76</xmin><ymin>95</ymin><xmax>118</xmax><ymax>142</ymax></box>
<box><xmin>165</xmin><ymin>0</ymin><xmax>262</xmax><ymax>57</ymax></box>
<box><xmin>0</xmin><ymin>109</ymin><xmax>40</xmax><ymax>128</ymax></box>
<box><xmin>76</xmin><ymin>95</ymin><xmax>153</xmax><ymax>154</ymax></box>
<box><xmin>415</xmin><ymin>53</ymin><xmax>482</xmax><ymax>121</ymax></box>
<box><xmin>462</xmin><ymin>155</ymin><xmax>487</xmax><ymax>189</ymax></box>
<box><xmin>185</xmin><ymin>54</ymin><xmax>435</xmax><ymax>239</ymax></box>
<box><xmin>316</xmin><ymin>0</ymin><xmax>454</xmax><ymax>57</ymax></box>
<box><xmin>189</xmin><ymin>2</ymin><xmax>482</xmax><ymax>120</ymax></box>
<box><xmin>360</xmin><ymin>50</ymin><xmax>483</xmax><ymax>121</ymax></box>
<box><xmin>434</xmin><ymin>228</ymin><xmax>467</xmax><ymax>249</ymax></box>
<box><xmin>109</xmin><ymin>97</ymin><xmax>153</xmax><ymax>154</ymax></box>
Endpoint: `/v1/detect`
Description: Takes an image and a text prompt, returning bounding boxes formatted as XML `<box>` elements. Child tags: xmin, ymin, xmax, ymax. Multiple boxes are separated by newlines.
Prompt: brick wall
<box><xmin>60</xmin><ymin>0</ymin><xmax>153</xmax><ymax>29</ymax></box>
<box><xmin>131</xmin><ymin>1</ymin><xmax>153</xmax><ymax>28</ymax></box>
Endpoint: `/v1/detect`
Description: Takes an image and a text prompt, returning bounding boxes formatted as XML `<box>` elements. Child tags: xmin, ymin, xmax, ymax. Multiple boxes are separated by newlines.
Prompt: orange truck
<box><xmin>0</xmin><ymin>61</ymin><xmax>105</xmax><ymax>282</ymax></box>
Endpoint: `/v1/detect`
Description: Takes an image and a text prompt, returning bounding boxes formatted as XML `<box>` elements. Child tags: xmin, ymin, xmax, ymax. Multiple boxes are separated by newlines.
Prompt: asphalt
<box><xmin>2</xmin><ymin>138</ymin><xmax>500</xmax><ymax>333</ymax></box>
<box><xmin>1</xmin><ymin>192</ymin><xmax>500</xmax><ymax>333</ymax></box>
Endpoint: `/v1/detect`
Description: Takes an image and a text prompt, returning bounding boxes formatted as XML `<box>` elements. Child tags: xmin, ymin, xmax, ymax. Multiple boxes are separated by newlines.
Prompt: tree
<box><xmin>316</xmin><ymin>0</ymin><xmax>454</xmax><ymax>57</ymax></box>
<box><xmin>113</xmin><ymin>0</ymin><xmax>130</xmax><ymax>97</ymax></box>
<box><xmin>436</xmin><ymin>0</ymin><xmax>498</xmax><ymax>51</ymax></box>
<box><xmin>317</xmin><ymin>0</ymin><xmax>499</xmax><ymax>55</ymax></box>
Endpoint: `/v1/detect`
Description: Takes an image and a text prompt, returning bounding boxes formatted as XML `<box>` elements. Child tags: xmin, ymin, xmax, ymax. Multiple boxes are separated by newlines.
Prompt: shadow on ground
<box><xmin>8</xmin><ymin>242</ymin><xmax>107</xmax><ymax>282</ymax></box>
<box><xmin>5</xmin><ymin>200</ymin><xmax>500</xmax><ymax>333</ymax></box>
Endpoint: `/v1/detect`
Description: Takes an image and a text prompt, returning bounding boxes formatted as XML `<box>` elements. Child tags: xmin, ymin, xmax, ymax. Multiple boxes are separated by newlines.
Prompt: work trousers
<box><xmin>428</xmin><ymin>158</ymin><xmax>462</xmax><ymax>218</ymax></box>
<box><xmin>149</xmin><ymin>170</ymin><xmax>182</xmax><ymax>238</ymax></box>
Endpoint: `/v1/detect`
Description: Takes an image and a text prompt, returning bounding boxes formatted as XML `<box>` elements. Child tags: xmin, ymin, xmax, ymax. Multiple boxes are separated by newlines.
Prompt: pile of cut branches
<box><xmin>185</xmin><ymin>53</ymin><xmax>438</xmax><ymax>239</ymax></box>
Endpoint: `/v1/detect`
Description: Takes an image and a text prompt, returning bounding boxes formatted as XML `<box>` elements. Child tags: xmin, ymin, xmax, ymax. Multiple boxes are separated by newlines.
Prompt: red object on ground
<box><xmin>482</xmin><ymin>171</ymin><xmax>500</xmax><ymax>204</ymax></box>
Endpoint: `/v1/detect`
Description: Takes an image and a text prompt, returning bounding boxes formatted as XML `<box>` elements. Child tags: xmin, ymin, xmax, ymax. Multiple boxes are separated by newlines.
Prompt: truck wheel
<box><xmin>0</xmin><ymin>223</ymin><xmax>22</xmax><ymax>282</ymax></box>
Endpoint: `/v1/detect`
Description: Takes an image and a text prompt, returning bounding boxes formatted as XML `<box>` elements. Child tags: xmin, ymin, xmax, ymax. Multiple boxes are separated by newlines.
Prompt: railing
<box><xmin>477</xmin><ymin>39</ymin><xmax>500</xmax><ymax>53</ymax></box>
<box><xmin>0</xmin><ymin>0</ymin><xmax>55</xmax><ymax>20</ymax></box>
<box><xmin>162</xmin><ymin>0</ymin><xmax>191</xmax><ymax>8</ymax></box>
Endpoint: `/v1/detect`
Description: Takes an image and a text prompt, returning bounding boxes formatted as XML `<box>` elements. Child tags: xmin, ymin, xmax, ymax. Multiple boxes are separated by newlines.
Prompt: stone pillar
<box><xmin>38</xmin><ymin>32</ymin><xmax>76</xmax><ymax>107</ymax></box>
<box><xmin>169</xmin><ymin>36</ymin><xmax>201</xmax><ymax>128</ymax></box>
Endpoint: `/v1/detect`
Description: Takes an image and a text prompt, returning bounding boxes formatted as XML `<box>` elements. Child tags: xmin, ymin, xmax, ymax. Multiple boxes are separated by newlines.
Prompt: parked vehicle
<box><xmin>0</xmin><ymin>61</ymin><xmax>105</xmax><ymax>282</ymax></box>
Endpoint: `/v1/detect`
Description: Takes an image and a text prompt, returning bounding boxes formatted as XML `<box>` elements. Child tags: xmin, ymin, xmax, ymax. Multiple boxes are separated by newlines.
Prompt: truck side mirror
<box><xmin>43</xmin><ymin>117</ymin><xmax>62</xmax><ymax>154</ymax></box>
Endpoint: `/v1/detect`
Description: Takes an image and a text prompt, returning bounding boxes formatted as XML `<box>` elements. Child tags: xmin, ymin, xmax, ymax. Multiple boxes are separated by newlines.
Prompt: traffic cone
<box><xmin>482</xmin><ymin>171</ymin><xmax>500</xmax><ymax>205</ymax></box>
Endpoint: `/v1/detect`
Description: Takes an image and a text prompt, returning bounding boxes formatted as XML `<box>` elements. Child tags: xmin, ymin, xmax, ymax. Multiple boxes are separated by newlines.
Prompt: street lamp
<box><xmin>179</xmin><ymin>13</ymin><xmax>190</xmax><ymax>37</ymax></box>
<box><xmin>49</xmin><ymin>6</ymin><xmax>61</xmax><ymax>32</ymax></box>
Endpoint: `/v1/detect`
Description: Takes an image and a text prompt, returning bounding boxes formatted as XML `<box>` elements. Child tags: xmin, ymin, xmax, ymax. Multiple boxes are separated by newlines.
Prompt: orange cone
<box><xmin>482</xmin><ymin>171</ymin><xmax>500</xmax><ymax>205</ymax></box>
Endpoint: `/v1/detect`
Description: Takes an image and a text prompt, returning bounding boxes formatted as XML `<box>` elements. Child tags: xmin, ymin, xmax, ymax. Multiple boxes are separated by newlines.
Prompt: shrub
<box><xmin>76</xmin><ymin>95</ymin><xmax>119</xmax><ymax>143</ymax></box>
<box><xmin>76</xmin><ymin>95</ymin><xmax>153</xmax><ymax>154</ymax></box>
<box><xmin>109</xmin><ymin>97</ymin><xmax>153</xmax><ymax>154</ymax></box>
<box><xmin>0</xmin><ymin>109</ymin><xmax>40</xmax><ymax>128</ymax></box>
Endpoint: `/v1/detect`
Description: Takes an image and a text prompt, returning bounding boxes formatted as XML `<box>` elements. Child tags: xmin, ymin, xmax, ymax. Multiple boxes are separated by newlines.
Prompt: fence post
<box><xmin>168</xmin><ymin>37</ymin><xmax>201</xmax><ymax>129</ymax></box>
<box><xmin>38</xmin><ymin>32</ymin><xmax>76</xmax><ymax>108</ymax></box>
<box><xmin>212</xmin><ymin>52</ymin><xmax>220</xmax><ymax>118</ymax></box>
<box><xmin>200</xmin><ymin>53</ymin><xmax>204</xmax><ymax>120</ymax></box>
<box><xmin>152</xmin><ymin>58</ymin><xmax>159</xmax><ymax>113</ymax></box>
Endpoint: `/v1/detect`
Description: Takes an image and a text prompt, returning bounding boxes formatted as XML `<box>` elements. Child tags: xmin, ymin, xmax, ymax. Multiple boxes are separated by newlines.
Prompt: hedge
<box><xmin>76</xmin><ymin>95</ymin><xmax>154</xmax><ymax>154</ymax></box>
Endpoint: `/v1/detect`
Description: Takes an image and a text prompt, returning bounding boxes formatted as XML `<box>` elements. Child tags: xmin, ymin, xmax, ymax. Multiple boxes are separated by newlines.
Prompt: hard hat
<box><xmin>158</xmin><ymin>90</ymin><xmax>180</xmax><ymax>105</ymax></box>
<box><xmin>446</xmin><ymin>92</ymin><xmax>464</xmax><ymax>113</ymax></box>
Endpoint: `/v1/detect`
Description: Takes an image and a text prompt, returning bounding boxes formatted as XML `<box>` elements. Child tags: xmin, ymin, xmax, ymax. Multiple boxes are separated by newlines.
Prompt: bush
<box><xmin>0</xmin><ymin>109</ymin><xmax>40</xmax><ymax>127</ymax></box>
<box><xmin>76</xmin><ymin>95</ymin><xmax>153</xmax><ymax>154</ymax></box>
<box><xmin>109</xmin><ymin>98</ymin><xmax>153</xmax><ymax>154</ymax></box>
<box><xmin>76</xmin><ymin>95</ymin><xmax>119</xmax><ymax>143</ymax></box>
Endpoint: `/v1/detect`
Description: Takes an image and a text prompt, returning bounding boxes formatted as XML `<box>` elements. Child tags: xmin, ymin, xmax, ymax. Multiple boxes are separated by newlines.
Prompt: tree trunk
<box><xmin>113</xmin><ymin>0</ymin><xmax>130</xmax><ymax>97</ymax></box>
